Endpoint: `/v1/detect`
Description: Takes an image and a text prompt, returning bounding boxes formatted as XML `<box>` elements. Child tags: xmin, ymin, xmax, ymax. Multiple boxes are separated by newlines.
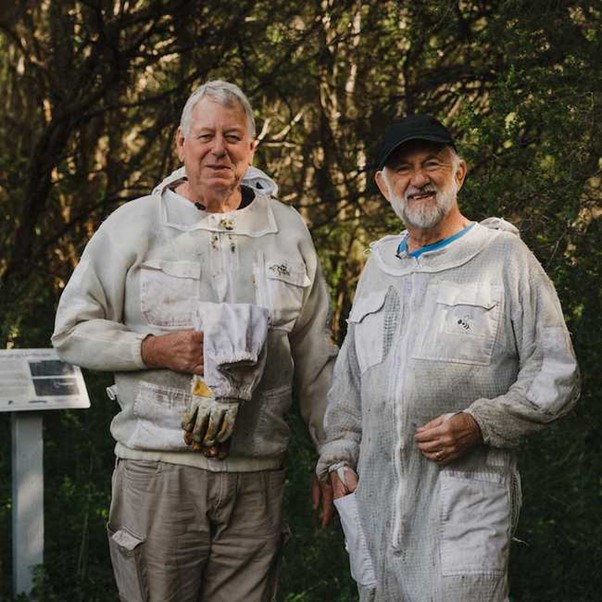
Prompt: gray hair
<box><xmin>179</xmin><ymin>80</ymin><xmax>256</xmax><ymax>138</ymax></box>
<box><xmin>448</xmin><ymin>147</ymin><xmax>463</xmax><ymax>172</ymax></box>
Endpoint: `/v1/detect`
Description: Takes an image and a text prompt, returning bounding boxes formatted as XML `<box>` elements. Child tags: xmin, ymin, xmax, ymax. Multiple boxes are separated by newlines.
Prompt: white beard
<box><xmin>387</xmin><ymin>178</ymin><xmax>457</xmax><ymax>229</ymax></box>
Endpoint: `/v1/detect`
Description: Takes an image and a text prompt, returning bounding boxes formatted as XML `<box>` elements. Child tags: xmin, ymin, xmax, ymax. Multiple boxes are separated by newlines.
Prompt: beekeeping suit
<box><xmin>318</xmin><ymin>218</ymin><xmax>579</xmax><ymax>601</ymax></box>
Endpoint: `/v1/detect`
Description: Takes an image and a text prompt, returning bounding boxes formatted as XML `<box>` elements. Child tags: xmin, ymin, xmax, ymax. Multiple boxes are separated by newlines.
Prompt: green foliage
<box><xmin>279</xmin><ymin>411</ymin><xmax>357</xmax><ymax>601</ymax></box>
<box><xmin>0</xmin><ymin>0</ymin><xmax>600</xmax><ymax>600</ymax></box>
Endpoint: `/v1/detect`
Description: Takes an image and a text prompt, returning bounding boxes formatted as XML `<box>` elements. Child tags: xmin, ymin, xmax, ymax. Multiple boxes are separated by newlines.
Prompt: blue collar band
<box><xmin>396</xmin><ymin>223</ymin><xmax>475</xmax><ymax>259</ymax></box>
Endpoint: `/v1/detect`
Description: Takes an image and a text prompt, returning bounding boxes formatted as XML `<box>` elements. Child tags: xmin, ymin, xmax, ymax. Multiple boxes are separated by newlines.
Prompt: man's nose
<box><xmin>409</xmin><ymin>169</ymin><xmax>429</xmax><ymax>187</ymax></box>
<box><xmin>211</xmin><ymin>135</ymin><xmax>226</xmax><ymax>156</ymax></box>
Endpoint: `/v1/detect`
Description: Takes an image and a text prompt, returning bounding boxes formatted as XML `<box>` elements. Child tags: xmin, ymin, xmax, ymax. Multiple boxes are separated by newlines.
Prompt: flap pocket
<box><xmin>266</xmin><ymin>260</ymin><xmax>311</xmax><ymax>287</ymax></box>
<box><xmin>110</xmin><ymin>527</ymin><xmax>145</xmax><ymax>552</ymax></box>
<box><xmin>348</xmin><ymin>290</ymin><xmax>387</xmax><ymax>324</ymax></box>
<box><xmin>349</xmin><ymin>287</ymin><xmax>398</xmax><ymax>374</ymax></box>
<box><xmin>139</xmin><ymin>260</ymin><xmax>202</xmax><ymax>328</ymax></box>
<box><xmin>436</xmin><ymin>283</ymin><xmax>496</xmax><ymax>310</ymax></box>
<box><xmin>107</xmin><ymin>525</ymin><xmax>148</xmax><ymax>599</ymax></box>
<box><xmin>141</xmin><ymin>259</ymin><xmax>201</xmax><ymax>280</ymax></box>
<box><xmin>263</xmin><ymin>259</ymin><xmax>310</xmax><ymax>332</ymax></box>
<box><xmin>413</xmin><ymin>282</ymin><xmax>501</xmax><ymax>366</ymax></box>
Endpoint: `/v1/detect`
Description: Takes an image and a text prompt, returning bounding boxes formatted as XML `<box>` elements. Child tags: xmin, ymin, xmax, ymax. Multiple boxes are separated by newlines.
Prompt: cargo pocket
<box><xmin>139</xmin><ymin>259</ymin><xmax>202</xmax><ymax>329</ymax></box>
<box><xmin>439</xmin><ymin>470</ymin><xmax>511</xmax><ymax>576</ymax></box>
<box><xmin>413</xmin><ymin>282</ymin><xmax>501</xmax><ymax>366</ymax></box>
<box><xmin>334</xmin><ymin>492</ymin><xmax>377</xmax><ymax>589</ymax></box>
<box><xmin>107</xmin><ymin>525</ymin><xmax>148</xmax><ymax>601</ymax></box>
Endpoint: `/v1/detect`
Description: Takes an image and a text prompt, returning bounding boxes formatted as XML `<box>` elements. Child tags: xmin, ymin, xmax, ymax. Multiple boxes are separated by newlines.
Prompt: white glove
<box><xmin>196</xmin><ymin>302</ymin><xmax>269</xmax><ymax>400</ymax></box>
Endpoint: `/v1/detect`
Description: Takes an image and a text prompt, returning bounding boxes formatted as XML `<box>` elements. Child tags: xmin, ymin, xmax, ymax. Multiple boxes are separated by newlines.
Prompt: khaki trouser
<box><xmin>107</xmin><ymin>459</ymin><xmax>286</xmax><ymax>602</ymax></box>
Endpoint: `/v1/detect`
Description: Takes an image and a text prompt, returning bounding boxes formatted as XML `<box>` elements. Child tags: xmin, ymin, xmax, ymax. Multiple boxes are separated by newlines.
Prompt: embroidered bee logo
<box><xmin>269</xmin><ymin>264</ymin><xmax>290</xmax><ymax>277</ymax></box>
<box><xmin>457</xmin><ymin>316</ymin><xmax>472</xmax><ymax>332</ymax></box>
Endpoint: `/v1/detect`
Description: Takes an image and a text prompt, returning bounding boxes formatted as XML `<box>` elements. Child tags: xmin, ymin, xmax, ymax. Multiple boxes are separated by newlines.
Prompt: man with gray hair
<box><xmin>317</xmin><ymin>115</ymin><xmax>579</xmax><ymax>601</ymax></box>
<box><xmin>53</xmin><ymin>80</ymin><xmax>336</xmax><ymax>601</ymax></box>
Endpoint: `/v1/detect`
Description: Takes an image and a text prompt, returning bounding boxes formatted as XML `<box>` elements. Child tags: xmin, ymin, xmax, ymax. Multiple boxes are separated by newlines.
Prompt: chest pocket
<box><xmin>265</xmin><ymin>259</ymin><xmax>311</xmax><ymax>332</ymax></box>
<box><xmin>139</xmin><ymin>260</ymin><xmax>201</xmax><ymax>329</ymax></box>
<box><xmin>412</xmin><ymin>282</ymin><xmax>501</xmax><ymax>366</ymax></box>
<box><xmin>349</xmin><ymin>288</ymin><xmax>399</xmax><ymax>374</ymax></box>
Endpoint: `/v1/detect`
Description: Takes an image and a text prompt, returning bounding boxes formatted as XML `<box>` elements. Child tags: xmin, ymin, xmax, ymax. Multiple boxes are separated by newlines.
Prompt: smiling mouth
<box><xmin>407</xmin><ymin>191</ymin><xmax>436</xmax><ymax>201</ymax></box>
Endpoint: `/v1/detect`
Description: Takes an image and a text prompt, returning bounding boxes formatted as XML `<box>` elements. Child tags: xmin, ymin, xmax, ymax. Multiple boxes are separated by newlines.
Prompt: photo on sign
<box><xmin>29</xmin><ymin>359</ymin><xmax>76</xmax><ymax>377</ymax></box>
<box><xmin>32</xmin><ymin>377</ymin><xmax>80</xmax><ymax>397</ymax></box>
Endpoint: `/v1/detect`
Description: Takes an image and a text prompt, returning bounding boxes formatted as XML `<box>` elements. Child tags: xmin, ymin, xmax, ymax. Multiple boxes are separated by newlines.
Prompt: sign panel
<box><xmin>0</xmin><ymin>349</ymin><xmax>90</xmax><ymax>412</ymax></box>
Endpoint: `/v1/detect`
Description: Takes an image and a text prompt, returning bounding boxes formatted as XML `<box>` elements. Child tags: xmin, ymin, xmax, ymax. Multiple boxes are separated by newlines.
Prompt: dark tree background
<box><xmin>0</xmin><ymin>1</ymin><xmax>600</xmax><ymax>600</ymax></box>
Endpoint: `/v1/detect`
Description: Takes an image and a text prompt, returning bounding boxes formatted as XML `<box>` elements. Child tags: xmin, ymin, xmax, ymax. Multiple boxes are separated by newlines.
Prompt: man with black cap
<box><xmin>316</xmin><ymin>115</ymin><xmax>579</xmax><ymax>600</ymax></box>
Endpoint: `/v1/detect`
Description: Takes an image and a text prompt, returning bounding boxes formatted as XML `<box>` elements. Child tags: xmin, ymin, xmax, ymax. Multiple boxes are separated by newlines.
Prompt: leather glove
<box><xmin>182</xmin><ymin>377</ymin><xmax>239</xmax><ymax>453</ymax></box>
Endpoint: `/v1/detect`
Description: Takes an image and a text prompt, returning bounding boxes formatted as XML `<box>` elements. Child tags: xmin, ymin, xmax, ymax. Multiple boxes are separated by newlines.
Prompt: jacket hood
<box><xmin>152</xmin><ymin>166</ymin><xmax>278</xmax><ymax>197</ymax></box>
<box><xmin>370</xmin><ymin>217</ymin><xmax>520</xmax><ymax>276</ymax></box>
<box><xmin>152</xmin><ymin>167</ymin><xmax>279</xmax><ymax>236</ymax></box>
<box><xmin>479</xmin><ymin>216</ymin><xmax>520</xmax><ymax>236</ymax></box>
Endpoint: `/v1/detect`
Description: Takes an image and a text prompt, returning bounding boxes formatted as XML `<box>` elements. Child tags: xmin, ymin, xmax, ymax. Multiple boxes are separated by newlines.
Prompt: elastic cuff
<box><xmin>134</xmin><ymin>333</ymin><xmax>150</xmax><ymax>369</ymax></box>
<box><xmin>212</xmin><ymin>384</ymin><xmax>254</xmax><ymax>401</ymax></box>
<box><xmin>214</xmin><ymin>397</ymin><xmax>241</xmax><ymax>405</ymax></box>
<box><xmin>464</xmin><ymin>408</ymin><xmax>489</xmax><ymax>444</ymax></box>
<box><xmin>215</xmin><ymin>352</ymin><xmax>260</xmax><ymax>366</ymax></box>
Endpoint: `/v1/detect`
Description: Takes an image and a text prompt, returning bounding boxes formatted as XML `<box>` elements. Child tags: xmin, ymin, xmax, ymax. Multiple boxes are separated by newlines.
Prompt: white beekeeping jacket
<box><xmin>318</xmin><ymin>219</ymin><xmax>579</xmax><ymax>600</ymax></box>
<box><xmin>53</xmin><ymin>166</ymin><xmax>337</xmax><ymax>472</ymax></box>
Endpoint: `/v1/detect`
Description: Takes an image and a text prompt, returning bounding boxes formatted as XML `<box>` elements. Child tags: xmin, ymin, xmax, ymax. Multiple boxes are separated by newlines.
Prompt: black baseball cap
<box><xmin>376</xmin><ymin>114</ymin><xmax>456</xmax><ymax>170</ymax></box>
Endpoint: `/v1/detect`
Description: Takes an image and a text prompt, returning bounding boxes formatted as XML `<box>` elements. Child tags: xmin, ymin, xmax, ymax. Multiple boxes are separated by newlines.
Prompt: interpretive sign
<box><xmin>2</xmin><ymin>348</ymin><xmax>90</xmax><ymax>596</ymax></box>
<box><xmin>0</xmin><ymin>348</ymin><xmax>90</xmax><ymax>412</ymax></box>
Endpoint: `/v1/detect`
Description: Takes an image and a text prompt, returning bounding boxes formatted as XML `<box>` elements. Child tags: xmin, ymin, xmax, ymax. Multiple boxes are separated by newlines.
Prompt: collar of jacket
<box><xmin>152</xmin><ymin>167</ymin><xmax>279</xmax><ymax>237</ymax></box>
<box><xmin>369</xmin><ymin>222</ymin><xmax>509</xmax><ymax>275</ymax></box>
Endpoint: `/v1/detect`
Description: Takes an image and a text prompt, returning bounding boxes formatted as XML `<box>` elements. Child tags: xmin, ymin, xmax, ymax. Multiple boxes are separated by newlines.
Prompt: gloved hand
<box><xmin>182</xmin><ymin>379</ymin><xmax>239</xmax><ymax>453</ymax></box>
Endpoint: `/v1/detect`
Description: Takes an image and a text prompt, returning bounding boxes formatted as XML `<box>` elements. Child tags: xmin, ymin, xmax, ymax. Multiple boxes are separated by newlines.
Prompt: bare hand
<box><xmin>415</xmin><ymin>412</ymin><xmax>482</xmax><ymax>466</ymax></box>
<box><xmin>141</xmin><ymin>330</ymin><xmax>204</xmax><ymax>374</ymax></box>
<box><xmin>311</xmin><ymin>475</ymin><xmax>334</xmax><ymax>528</ymax></box>
<box><xmin>329</xmin><ymin>465</ymin><xmax>358</xmax><ymax>500</ymax></box>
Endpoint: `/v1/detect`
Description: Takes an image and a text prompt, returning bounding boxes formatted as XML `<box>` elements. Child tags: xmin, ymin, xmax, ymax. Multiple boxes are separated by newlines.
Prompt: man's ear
<box><xmin>454</xmin><ymin>159</ymin><xmax>468</xmax><ymax>191</ymax></box>
<box><xmin>248</xmin><ymin>139</ymin><xmax>258</xmax><ymax>164</ymax></box>
<box><xmin>175</xmin><ymin>127</ymin><xmax>185</xmax><ymax>161</ymax></box>
<box><xmin>375</xmin><ymin>170</ymin><xmax>390</xmax><ymax>200</ymax></box>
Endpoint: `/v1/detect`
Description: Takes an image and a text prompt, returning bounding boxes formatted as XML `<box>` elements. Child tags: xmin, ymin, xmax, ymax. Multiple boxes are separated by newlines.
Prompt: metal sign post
<box><xmin>11</xmin><ymin>412</ymin><xmax>44</xmax><ymax>594</ymax></box>
<box><xmin>0</xmin><ymin>349</ymin><xmax>90</xmax><ymax>597</ymax></box>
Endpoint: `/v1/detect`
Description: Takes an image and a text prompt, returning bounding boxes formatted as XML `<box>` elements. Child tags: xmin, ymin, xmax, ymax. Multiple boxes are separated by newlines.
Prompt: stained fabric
<box><xmin>52</xmin><ymin>167</ymin><xmax>337</xmax><ymax>472</ymax></box>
